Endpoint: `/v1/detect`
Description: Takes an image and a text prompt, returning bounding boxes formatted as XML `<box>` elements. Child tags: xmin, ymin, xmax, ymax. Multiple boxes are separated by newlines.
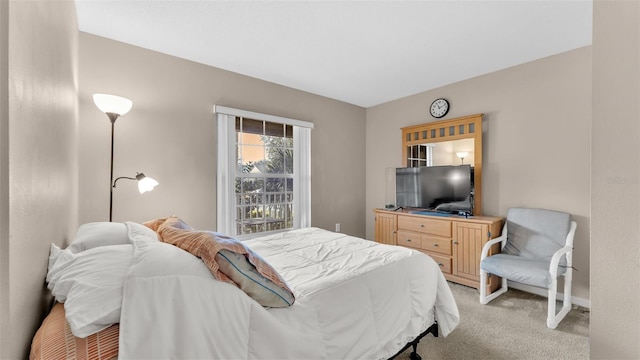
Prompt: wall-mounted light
<box><xmin>456</xmin><ymin>151</ymin><xmax>469</xmax><ymax>164</ymax></box>
<box><xmin>93</xmin><ymin>94</ymin><xmax>158</xmax><ymax>221</ymax></box>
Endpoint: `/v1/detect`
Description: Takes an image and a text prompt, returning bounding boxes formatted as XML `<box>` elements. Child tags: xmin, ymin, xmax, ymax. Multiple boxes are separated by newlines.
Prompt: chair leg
<box><xmin>479</xmin><ymin>270</ymin><xmax>508</xmax><ymax>304</ymax></box>
<box><xmin>547</xmin><ymin>273</ymin><xmax>572</xmax><ymax>329</ymax></box>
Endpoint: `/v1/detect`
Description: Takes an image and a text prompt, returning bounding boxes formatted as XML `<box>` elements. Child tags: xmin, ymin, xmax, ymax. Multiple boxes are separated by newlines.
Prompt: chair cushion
<box><xmin>502</xmin><ymin>208</ymin><xmax>571</xmax><ymax>264</ymax></box>
<box><xmin>481</xmin><ymin>254</ymin><xmax>566</xmax><ymax>288</ymax></box>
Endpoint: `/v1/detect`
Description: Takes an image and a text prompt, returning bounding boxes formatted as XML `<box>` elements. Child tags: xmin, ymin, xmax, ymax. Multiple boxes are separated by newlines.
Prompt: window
<box><xmin>235</xmin><ymin>118</ymin><xmax>293</xmax><ymax>234</ymax></box>
<box><xmin>215</xmin><ymin>106</ymin><xmax>313</xmax><ymax>239</ymax></box>
<box><xmin>406</xmin><ymin>144</ymin><xmax>434</xmax><ymax>167</ymax></box>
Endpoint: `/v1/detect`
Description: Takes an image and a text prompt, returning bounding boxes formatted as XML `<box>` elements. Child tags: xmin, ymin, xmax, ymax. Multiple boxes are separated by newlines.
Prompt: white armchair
<box><xmin>479</xmin><ymin>207</ymin><xmax>577</xmax><ymax>329</ymax></box>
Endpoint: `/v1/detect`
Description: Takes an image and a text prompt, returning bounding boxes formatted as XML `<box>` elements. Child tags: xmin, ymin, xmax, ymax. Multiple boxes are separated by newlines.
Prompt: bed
<box><xmin>32</xmin><ymin>217</ymin><xmax>459</xmax><ymax>360</ymax></box>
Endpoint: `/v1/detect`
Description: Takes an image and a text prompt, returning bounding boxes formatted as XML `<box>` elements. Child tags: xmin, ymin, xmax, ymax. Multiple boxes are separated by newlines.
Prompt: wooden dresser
<box><xmin>374</xmin><ymin>208</ymin><xmax>504</xmax><ymax>292</ymax></box>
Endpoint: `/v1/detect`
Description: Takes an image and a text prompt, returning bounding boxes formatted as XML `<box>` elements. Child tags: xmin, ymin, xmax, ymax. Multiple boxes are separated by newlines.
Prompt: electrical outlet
<box><xmin>335</xmin><ymin>223</ymin><xmax>341</xmax><ymax>232</ymax></box>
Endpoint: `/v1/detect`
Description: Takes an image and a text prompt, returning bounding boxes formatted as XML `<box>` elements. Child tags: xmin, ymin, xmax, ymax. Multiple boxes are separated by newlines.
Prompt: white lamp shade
<box><xmin>138</xmin><ymin>176</ymin><xmax>159</xmax><ymax>194</ymax></box>
<box><xmin>93</xmin><ymin>93</ymin><xmax>133</xmax><ymax>116</ymax></box>
<box><xmin>456</xmin><ymin>151</ymin><xmax>469</xmax><ymax>159</ymax></box>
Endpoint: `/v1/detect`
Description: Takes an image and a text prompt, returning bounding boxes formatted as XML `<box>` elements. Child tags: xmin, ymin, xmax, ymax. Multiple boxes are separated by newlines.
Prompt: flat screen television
<box><xmin>395</xmin><ymin>165</ymin><xmax>474</xmax><ymax>214</ymax></box>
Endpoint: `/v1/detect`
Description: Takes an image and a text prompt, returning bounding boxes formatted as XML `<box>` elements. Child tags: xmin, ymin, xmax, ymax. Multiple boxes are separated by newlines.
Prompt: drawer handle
<box><xmin>433</xmin><ymin>243</ymin><xmax>439</xmax><ymax>247</ymax></box>
<box><xmin>420</xmin><ymin>224</ymin><xmax>425</xmax><ymax>227</ymax></box>
<box><xmin>407</xmin><ymin>239</ymin><xmax>412</xmax><ymax>242</ymax></box>
<box><xmin>437</xmin><ymin>263</ymin><xmax>444</xmax><ymax>267</ymax></box>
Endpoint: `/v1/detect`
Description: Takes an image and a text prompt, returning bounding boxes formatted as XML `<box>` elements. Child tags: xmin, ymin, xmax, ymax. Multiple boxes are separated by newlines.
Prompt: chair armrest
<box><xmin>549</xmin><ymin>245</ymin><xmax>573</xmax><ymax>278</ymax></box>
<box><xmin>480</xmin><ymin>234</ymin><xmax>507</xmax><ymax>261</ymax></box>
<box><xmin>549</xmin><ymin>221</ymin><xmax>577</xmax><ymax>277</ymax></box>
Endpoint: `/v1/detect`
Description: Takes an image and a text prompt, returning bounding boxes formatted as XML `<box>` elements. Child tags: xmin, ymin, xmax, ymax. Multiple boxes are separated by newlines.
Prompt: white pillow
<box><xmin>46</xmin><ymin>244</ymin><xmax>133</xmax><ymax>338</ymax></box>
<box><xmin>68</xmin><ymin>222</ymin><xmax>158</xmax><ymax>254</ymax></box>
<box><xmin>68</xmin><ymin>222</ymin><xmax>129</xmax><ymax>253</ymax></box>
<box><xmin>125</xmin><ymin>221</ymin><xmax>159</xmax><ymax>243</ymax></box>
<box><xmin>47</xmin><ymin>243</ymin><xmax>63</xmax><ymax>273</ymax></box>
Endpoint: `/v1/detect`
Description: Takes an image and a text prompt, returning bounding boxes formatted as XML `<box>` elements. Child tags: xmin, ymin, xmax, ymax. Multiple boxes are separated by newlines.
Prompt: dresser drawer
<box><xmin>429</xmin><ymin>253</ymin><xmax>452</xmax><ymax>274</ymax></box>
<box><xmin>421</xmin><ymin>236</ymin><xmax>452</xmax><ymax>255</ymax></box>
<box><xmin>397</xmin><ymin>230</ymin><xmax>422</xmax><ymax>249</ymax></box>
<box><xmin>398</xmin><ymin>216</ymin><xmax>451</xmax><ymax>237</ymax></box>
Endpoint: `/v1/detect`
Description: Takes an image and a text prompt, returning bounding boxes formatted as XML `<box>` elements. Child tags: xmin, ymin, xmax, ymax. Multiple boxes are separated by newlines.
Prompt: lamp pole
<box><xmin>107</xmin><ymin>113</ymin><xmax>118</xmax><ymax>222</ymax></box>
<box><xmin>92</xmin><ymin>94</ymin><xmax>133</xmax><ymax>222</ymax></box>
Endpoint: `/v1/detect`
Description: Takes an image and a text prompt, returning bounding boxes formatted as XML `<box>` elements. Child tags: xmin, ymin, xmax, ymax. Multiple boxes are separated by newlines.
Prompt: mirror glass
<box><xmin>430</xmin><ymin>138</ymin><xmax>475</xmax><ymax>166</ymax></box>
<box><xmin>401</xmin><ymin>114</ymin><xmax>482</xmax><ymax>214</ymax></box>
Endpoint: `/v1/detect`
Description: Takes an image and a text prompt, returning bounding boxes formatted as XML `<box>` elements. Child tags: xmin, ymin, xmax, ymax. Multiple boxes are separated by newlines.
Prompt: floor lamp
<box><xmin>456</xmin><ymin>151</ymin><xmax>469</xmax><ymax>165</ymax></box>
<box><xmin>93</xmin><ymin>94</ymin><xmax>158</xmax><ymax>222</ymax></box>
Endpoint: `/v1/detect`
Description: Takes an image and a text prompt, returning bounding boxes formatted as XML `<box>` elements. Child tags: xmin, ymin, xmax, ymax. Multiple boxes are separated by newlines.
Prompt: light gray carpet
<box><xmin>395</xmin><ymin>282</ymin><xmax>590</xmax><ymax>360</ymax></box>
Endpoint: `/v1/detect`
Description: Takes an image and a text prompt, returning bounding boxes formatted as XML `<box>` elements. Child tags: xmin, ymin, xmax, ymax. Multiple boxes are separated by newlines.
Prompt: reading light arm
<box><xmin>112</xmin><ymin>172</ymin><xmax>153</xmax><ymax>188</ymax></box>
<box><xmin>110</xmin><ymin>172</ymin><xmax>158</xmax><ymax>222</ymax></box>
<box><xmin>112</xmin><ymin>176</ymin><xmax>138</xmax><ymax>188</ymax></box>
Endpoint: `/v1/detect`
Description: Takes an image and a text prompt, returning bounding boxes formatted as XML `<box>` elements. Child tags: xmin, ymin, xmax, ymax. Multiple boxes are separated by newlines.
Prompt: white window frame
<box><xmin>215</xmin><ymin>105</ymin><xmax>313</xmax><ymax>239</ymax></box>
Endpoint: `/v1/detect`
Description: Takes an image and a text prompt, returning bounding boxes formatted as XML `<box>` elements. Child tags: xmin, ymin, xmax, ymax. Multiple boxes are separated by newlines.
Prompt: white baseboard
<box><xmin>507</xmin><ymin>281</ymin><xmax>590</xmax><ymax>309</ymax></box>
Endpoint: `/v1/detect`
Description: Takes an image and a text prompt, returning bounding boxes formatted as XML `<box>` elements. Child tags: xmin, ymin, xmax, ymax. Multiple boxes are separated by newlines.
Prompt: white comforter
<box><xmin>119</xmin><ymin>227</ymin><xmax>459</xmax><ymax>359</ymax></box>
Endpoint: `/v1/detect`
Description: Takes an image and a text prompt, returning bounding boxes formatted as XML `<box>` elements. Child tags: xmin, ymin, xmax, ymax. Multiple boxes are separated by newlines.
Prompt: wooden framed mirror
<box><xmin>401</xmin><ymin>114</ymin><xmax>483</xmax><ymax>215</ymax></box>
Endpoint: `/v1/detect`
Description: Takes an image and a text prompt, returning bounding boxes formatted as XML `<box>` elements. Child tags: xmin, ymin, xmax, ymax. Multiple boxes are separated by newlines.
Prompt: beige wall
<box><xmin>0</xmin><ymin>0</ymin><xmax>8</xmax><ymax>355</ymax></box>
<box><xmin>0</xmin><ymin>1</ymin><xmax>78</xmax><ymax>358</ymax></box>
<box><xmin>78</xmin><ymin>33</ymin><xmax>366</xmax><ymax>237</ymax></box>
<box><xmin>365</xmin><ymin>47</ymin><xmax>592</xmax><ymax>303</ymax></box>
<box><xmin>591</xmin><ymin>1</ymin><xmax>639</xmax><ymax>358</ymax></box>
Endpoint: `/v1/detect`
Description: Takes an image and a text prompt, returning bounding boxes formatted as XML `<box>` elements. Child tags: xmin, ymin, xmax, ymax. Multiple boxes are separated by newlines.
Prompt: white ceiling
<box><xmin>75</xmin><ymin>0</ymin><xmax>593</xmax><ymax>108</ymax></box>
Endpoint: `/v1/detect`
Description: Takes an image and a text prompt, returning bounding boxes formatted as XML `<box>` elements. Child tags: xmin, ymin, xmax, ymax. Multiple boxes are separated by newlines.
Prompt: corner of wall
<box><xmin>0</xmin><ymin>1</ymin><xmax>9</xmax><ymax>358</ymax></box>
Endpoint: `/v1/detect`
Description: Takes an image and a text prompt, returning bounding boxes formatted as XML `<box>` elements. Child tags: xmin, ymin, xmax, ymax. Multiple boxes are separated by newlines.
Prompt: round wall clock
<box><xmin>429</xmin><ymin>98</ymin><xmax>450</xmax><ymax>118</ymax></box>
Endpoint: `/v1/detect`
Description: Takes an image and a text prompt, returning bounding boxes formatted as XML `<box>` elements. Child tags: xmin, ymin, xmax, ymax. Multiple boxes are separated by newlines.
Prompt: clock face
<box><xmin>430</xmin><ymin>98</ymin><xmax>449</xmax><ymax>118</ymax></box>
